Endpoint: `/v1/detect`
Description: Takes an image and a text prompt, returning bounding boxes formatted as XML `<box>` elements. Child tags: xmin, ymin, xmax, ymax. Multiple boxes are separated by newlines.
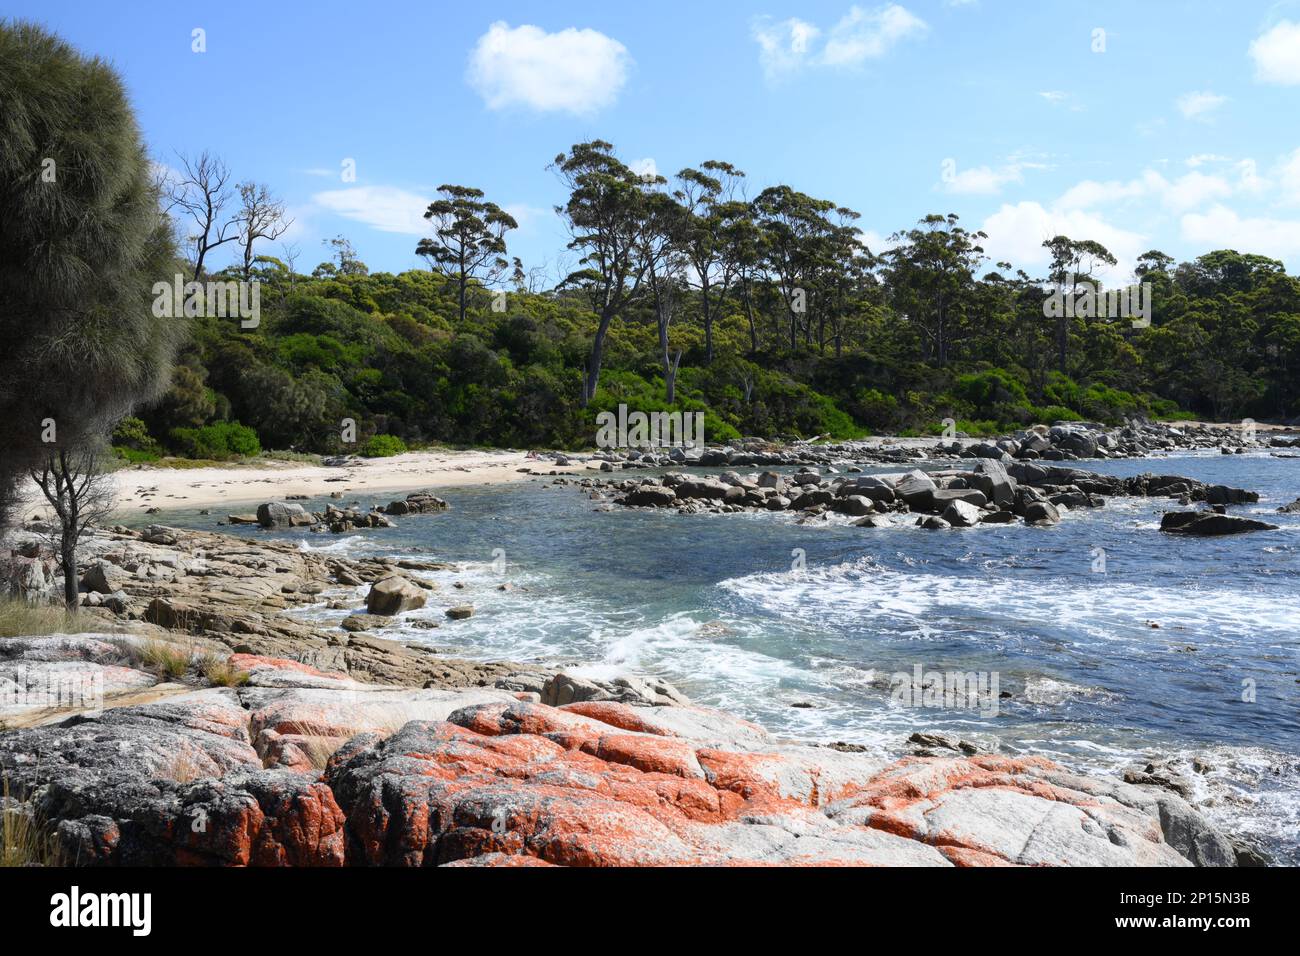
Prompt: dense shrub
<box><xmin>169</xmin><ymin>421</ymin><xmax>261</xmax><ymax>459</ymax></box>
<box><xmin>360</xmin><ymin>433</ymin><xmax>408</xmax><ymax>457</ymax></box>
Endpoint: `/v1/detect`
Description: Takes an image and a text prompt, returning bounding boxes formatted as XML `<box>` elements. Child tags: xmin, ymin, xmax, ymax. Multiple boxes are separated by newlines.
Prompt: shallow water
<box><xmin>154</xmin><ymin>450</ymin><xmax>1300</xmax><ymax>862</ymax></box>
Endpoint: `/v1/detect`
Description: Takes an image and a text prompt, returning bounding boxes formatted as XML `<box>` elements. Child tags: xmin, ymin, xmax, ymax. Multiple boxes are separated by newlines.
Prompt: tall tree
<box><xmin>637</xmin><ymin>186</ymin><xmax>690</xmax><ymax>403</ymax></box>
<box><xmin>235</xmin><ymin>181</ymin><xmax>293</xmax><ymax>280</ymax></box>
<box><xmin>1042</xmin><ymin>235</ymin><xmax>1116</xmax><ymax>372</ymax></box>
<box><xmin>551</xmin><ymin>142</ymin><xmax>652</xmax><ymax>406</ymax></box>
<box><xmin>752</xmin><ymin>185</ymin><xmax>838</xmax><ymax>352</ymax></box>
<box><xmin>716</xmin><ymin>199</ymin><xmax>765</xmax><ymax>355</ymax></box>
<box><xmin>675</xmin><ymin>161</ymin><xmax>745</xmax><ymax>364</ymax></box>
<box><xmin>0</xmin><ymin>21</ymin><xmax>182</xmax><ymax>532</ymax></box>
<box><xmin>884</xmin><ymin>214</ymin><xmax>987</xmax><ymax>366</ymax></box>
<box><xmin>416</xmin><ymin>185</ymin><xmax>518</xmax><ymax>324</ymax></box>
<box><xmin>164</xmin><ymin>151</ymin><xmax>240</xmax><ymax>282</ymax></box>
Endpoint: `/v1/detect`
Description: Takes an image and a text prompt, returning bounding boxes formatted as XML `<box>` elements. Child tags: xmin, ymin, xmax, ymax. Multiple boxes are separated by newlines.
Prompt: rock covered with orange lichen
<box><xmin>0</xmin><ymin>655</ymin><xmax>1234</xmax><ymax>867</ymax></box>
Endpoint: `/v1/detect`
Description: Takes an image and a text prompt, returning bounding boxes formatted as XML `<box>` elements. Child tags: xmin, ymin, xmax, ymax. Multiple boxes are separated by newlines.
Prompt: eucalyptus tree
<box><xmin>416</xmin><ymin>184</ymin><xmax>518</xmax><ymax>324</ymax></box>
<box><xmin>752</xmin><ymin>185</ymin><xmax>838</xmax><ymax>352</ymax></box>
<box><xmin>0</xmin><ymin>21</ymin><xmax>182</xmax><ymax>532</ymax></box>
<box><xmin>1042</xmin><ymin>235</ymin><xmax>1116</xmax><ymax>372</ymax></box>
<box><xmin>675</xmin><ymin>160</ymin><xmax>745</xmax><ymax>364</ymax></box>
<box><xmin>883</xmin><ymin>214</ymin><xmax>987</xmax><ymax>366</ymax></box>
<box><xmin>637</xmin><ymin>183</ymin><xmax>691</xmax><ymax>404</ymax></box>
<box><xmin>551</xmin><ymin>141</ymin><xmax>653</xmax><ymax>406</ymax></box>
<box><xmin>715</xmin><ymin>199</ymin><xmax>766</xmax><ymax>354</ymax></box>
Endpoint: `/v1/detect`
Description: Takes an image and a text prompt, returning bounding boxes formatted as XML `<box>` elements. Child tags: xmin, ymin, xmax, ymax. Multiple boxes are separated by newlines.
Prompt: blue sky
<box><xmin>11</xmin><ymin>0</ymin><xmax>1300</xmax><ymax>282</ymax></box>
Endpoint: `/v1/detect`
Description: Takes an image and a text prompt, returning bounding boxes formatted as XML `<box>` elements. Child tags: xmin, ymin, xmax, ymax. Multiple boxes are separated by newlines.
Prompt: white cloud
<box><xmin>1038</xmin><ymin>90</ymin><xmax>1068</xmax><ymax>104</ymax></box>
<box><xmin>940</xmin><ymin>163</ymin><xmax>1024</xmax><ymax>195</ymax></box>
<box><xmin>752</xmin><ymin>5</ymin><xmax>926</xmax><ymax>79</ymax></box>
<box><xmin>1250</xmin><ymin>20</ymin><xmax>1300</xmax><ymax>85</ymax></box>
<box><xmin>502</xmin><ymin>203</ymin><xmax>551</xmax><ymax>232</ymax></box>
<box><xmin>1053</xmin><ymin>169</ymin><xmax>1234</xmax><ymax>213</ymax></box>
<box><xmin>1176</xmin><ymin>90</ymin><xmax>1227</xmax><ymax>121</ymax></box>
<box><xmin>312</xmin><ymin>185</ymin><xmax>431</xmax><ymax>236</ymax></box>
<box><xmin>1181</xmin><ymin>205</ymin><xmax>1300</xmax><ymax>260</ymax></box>
<box><xmin>1185</xmin><ymin>153</ymin><xmax>1229</xmax><ymax>168</ymax></box>
<box><xmin>1276</xmin><ymin>149</ymin><xmax>1300</xmax><ymax>204</ymax></box>
<box><xmin>467</xmin><ymin>22</ymin><xmax>630</xmax><ymax>114</ymax></box>
<box><xmin>980</xmin><ymin>201</ymin><xmax>1147</xmax><ymax>281</ymax></box>
<box><xmin>1161</xmin><ymin>170</ymin><xmax>1234</xmax><ymax>210</ymax></box>
<box><xmin>752</xmin><ymin>17</ymin><xmax>821</xmax><ymax>78</ymax></box>
<box><xmin>859</xmin><ymin>228</ymin><xmax>899</xmax><ymax>254</ymax></box>
<box><xmin>821</xmin><ymin>4</ymin><xmax>928</xmax><ymax>67</ymax></box>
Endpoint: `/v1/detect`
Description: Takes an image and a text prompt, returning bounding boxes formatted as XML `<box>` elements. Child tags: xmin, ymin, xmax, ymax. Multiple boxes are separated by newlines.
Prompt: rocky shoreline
<box><xmin>559</xmin><ymin>457</ymin><xmax>1279</xmax><ymax>535</ymax></box>
<box><xmin>520</xmin><ymin>419</ymin><xmax>1300</xmax><ymax>476</ymax></box>
<box><xmin>0</xmin><ymin>517</ymin><xmax>1258</xmax><ymax>867</ymax></box>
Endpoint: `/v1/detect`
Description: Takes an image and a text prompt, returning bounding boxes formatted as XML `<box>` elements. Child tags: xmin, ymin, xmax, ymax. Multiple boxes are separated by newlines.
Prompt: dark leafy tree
<box><xmin>0</xmin><ymin>21</ymin><xmax>183</xmax><ymax>532</ymax></box>
<box><xmin>416</xmin><ymin>185</ymin><xmax>518</xmax><ymax>324</ymax></box>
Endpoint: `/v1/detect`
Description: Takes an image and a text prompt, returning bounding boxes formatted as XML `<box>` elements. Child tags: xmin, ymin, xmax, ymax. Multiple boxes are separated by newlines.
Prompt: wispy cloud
<box><xmin>1176</xmin><ymin>90</ymin><xmax>1227</xmax><ymax>121</ymax></box>
<box><xmin>312</xmin><ymin>185</ymin><xmax>431</xmax><ymax>236</ymax></box>
<box><xmin>752</xmin><ymin>5</ymin><xmax>927</xmax><ymax>80</ymax></box>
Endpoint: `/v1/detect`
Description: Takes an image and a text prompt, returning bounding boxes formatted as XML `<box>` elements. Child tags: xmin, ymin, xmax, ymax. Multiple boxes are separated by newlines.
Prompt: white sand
<box><xmin>19</xmin><ymin>449</ymin><xmax>542</xmax><ymax>521</ymax></box>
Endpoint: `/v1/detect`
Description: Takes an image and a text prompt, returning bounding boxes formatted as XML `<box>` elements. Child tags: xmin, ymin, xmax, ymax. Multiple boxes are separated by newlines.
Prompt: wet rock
<box><xmin>1023</xmin><ymin>501</ymin><xmax>1061</xmax><ymax>526</ymax></box>
<box><xmin>256</xmin><ymin>502</ymin><xmax>316</xmax><ymax>529</ymax></box>
<box><xmin>445</xmin><ymin>605</ymin><xmax>474</xmax><ymax>620</ymax></box>
<box><xmin>365</xmin><ymin>576</ymin><xmax>427</xmax><ymax>616</ymax></box>
<box><xmin>341</xmin><ymin>614</ymin><xmax>392</xmax><ymax>633</ymax></box>
<box><xmin>1160</xmin><ymin>512</ymin><xmax>1278</xmax><ymax>535</ymax></box>
<box><xmin>940</xmin><ymin>499</ymin><xmax>983</xmax><ymax>528</ymax></box>
<box><xmin>623</xmin><ymin>485</ymin><xmax>677</xmax><ymax>507</ymax></box>
<box><xmin>894</xmin><ymin>470</ymin><xmax>938</xmax><ymax>511</ymax></box>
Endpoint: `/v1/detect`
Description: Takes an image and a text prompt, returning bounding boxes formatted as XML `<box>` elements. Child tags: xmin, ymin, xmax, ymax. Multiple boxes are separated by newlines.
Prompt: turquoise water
<box><xmin>155</xmin><ymin>451</ymin><xmax>1300</xmax><ymax>862</ymax></box>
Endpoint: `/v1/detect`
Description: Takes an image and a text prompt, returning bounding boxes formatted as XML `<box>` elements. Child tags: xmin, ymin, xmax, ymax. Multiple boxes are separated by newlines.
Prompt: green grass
<box><xmin>0</xmin><ymin>599</ymin><xmax>87</xmax><ymax>638</ymax></box>
<box><xmin>197</xmin><ymin>652</ymin><xmax>250</xmax><ymax>687</ymax></box>
<box><xmin>1</xmin><ymin>779</ymin><xmax>57</xmax><ymax>867</ymax></box>
<box><xmin>132</xmin><ymin>638</ymin><xmax>194</xmax><ymax>679</ymax></box>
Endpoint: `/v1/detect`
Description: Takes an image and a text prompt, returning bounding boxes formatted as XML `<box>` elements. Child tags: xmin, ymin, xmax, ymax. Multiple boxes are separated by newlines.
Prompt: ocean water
<box><xmin>155</xmin><ymin>451</ymin><xmax>1300</xmax><ymax>863</ymax></box>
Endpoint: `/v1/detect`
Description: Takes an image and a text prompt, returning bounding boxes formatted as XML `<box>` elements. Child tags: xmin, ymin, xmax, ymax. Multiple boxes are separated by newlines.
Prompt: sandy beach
<box><xmin>19</xmin><ymin>448</ymin><xmax>540</xmax><ymax>521</ymax></box>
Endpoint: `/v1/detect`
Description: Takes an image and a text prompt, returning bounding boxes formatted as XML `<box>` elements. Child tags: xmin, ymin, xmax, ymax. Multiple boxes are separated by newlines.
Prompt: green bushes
<box><xmin>359</xmin><ymin>434</ymin><xmax>408</xmax><ymax>457</ymax></box>
<box><xmin>168</xmin><ymin>421</ymin><xmax>261</xmax><ymax>460</ymax></box>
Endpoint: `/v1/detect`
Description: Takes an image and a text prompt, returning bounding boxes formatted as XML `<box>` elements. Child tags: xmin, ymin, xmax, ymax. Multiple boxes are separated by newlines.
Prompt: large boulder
<box><xmin>365</xmin><ymin>575</ymin><xmax>427</xmax><ymax>616</ymax></box>
<box><xmin>675</xmin><ymin>477</ymin><xmax>730</xmax><ymax>501</ymax></box>
<box><xmin>931</xmin><ymin>488</ymin><xmax>988</xmax><ymax>510</ymax></box>
<box><xmin>940</xmin><ymin>499</ymin><xmax>983</xmax><ymax>528</ymax></box>
<box><xmin>80</xmin><ymin>560</ymin><xmax>129</xmax><ymax>595</ymax></box>
<box><xmin>1159</xmin><ymin>512</ymin><xmax>1278</xmax><ymax>535</ymax></box>
<box><xmin>1023</xmin><ymin>501</ymin><xmax>1061</xmax><ymax>526</ymax></box>
<box><xmin>623</xmin><ymin>485</ymin><xmax>677</xmax><ymax>508</ymax></box>
<box><xmin>256</xmin><ymin>502</ymin><xmax>315</xmax><ymax>529</ymax></box>
<box><xmin>894</xmin><ymin>470</ymin><xmax>938</xmax><ymax>511</ymax></box>
<box><xmin>969</xmin><ymin>460</ymin><xmax>1017</xmax><ymax>506</ymax></box>
<box><xmin>840</xmin><ymin>475</ymin><xmax>895</xmax><ymax>503</ymax></box>
<box><xmin>385</xmin><ymin>493</ymin><xmax>448</xmax><ymax>515</ymax></box>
